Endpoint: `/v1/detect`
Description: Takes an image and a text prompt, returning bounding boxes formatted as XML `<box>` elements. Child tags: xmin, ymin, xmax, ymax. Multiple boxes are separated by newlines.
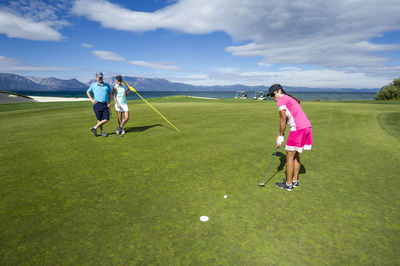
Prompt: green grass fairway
<box><xmin>1</xmin><ymin>98</ymin><xmax>399</xmax><ymax>264</ymax></box>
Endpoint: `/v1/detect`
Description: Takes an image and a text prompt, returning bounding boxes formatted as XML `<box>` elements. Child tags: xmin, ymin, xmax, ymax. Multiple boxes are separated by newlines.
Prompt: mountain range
<box><xmin>0</xmin><ymin>73</ymin><xmax>379</xmax><ymax>92</ymax></box>
<box><xmin>0</xmin><ymin>73</ymin><xmax>86</xmax><ymax>91</ymax></box>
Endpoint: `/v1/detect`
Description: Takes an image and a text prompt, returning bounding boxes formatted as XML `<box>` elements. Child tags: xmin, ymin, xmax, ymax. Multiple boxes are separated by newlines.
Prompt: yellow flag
<box><xmin>122</xmin><ymin>80</ymin><xmax>181</xmax><ymax>133</ymax></box>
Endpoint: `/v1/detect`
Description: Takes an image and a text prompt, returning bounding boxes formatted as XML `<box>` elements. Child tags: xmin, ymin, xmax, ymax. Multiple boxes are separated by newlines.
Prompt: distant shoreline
<box><xmin>28</xmin><ymin>96</ymin><xmax>89</xmax><ymax>102</ymax></box>
<box><xmin>0</xmin><ymin>91</ymin><xmax>89</xmax><ymax>104</ymax></box>
<box><xmin>183</xmin><ymin>95</ymin><xmax>218</xmax><ymax>100</ymax></box>
<box><xmin>1</xmin><ymin>90</ymin><xmax>379</xmax><ymax>103</ymax></box>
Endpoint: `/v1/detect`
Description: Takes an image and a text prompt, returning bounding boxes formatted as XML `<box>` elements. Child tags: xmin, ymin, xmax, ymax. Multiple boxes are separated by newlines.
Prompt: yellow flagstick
<box><xmin>122</xmin><ymin>80</ymin><xmax>181</xmax><ymax>133</ymax></box>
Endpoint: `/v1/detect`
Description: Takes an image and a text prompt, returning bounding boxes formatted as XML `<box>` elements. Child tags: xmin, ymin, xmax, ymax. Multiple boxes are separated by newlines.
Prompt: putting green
<box><xmin>378</xmin><ymin>112</ymin><xmax>400</xmax><ymax>140</ymax></box>
<box><xmin>0</xmin><ymin>98</ymin><xmax>399</xmax><ymax>264</ymax></box>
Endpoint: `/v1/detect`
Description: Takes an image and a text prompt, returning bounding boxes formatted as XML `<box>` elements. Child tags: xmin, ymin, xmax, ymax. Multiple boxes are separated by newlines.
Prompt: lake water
<box><xmin>13</xmin><ymin>90</ymin><xmax>377</xmax><ymax>101</ymax></box>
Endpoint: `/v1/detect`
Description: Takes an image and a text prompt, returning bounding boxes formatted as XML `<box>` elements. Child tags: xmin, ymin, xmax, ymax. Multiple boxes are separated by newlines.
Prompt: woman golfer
<box><xmin>267</xmin><ymin>84</ymin><xmax>312</xmax><ymax>191</ymax></box>
<box><xmin>113</xmin><ymin>75</ymin><xmax>130</xmax><ymax>136</ymax></box>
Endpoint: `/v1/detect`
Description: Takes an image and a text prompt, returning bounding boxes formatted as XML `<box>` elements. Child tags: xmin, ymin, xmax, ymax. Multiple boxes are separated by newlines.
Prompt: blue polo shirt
<box><xmin>88</xmin><ymin>82</ymin><xmax>112</xmax><ymax>103</ymax></box>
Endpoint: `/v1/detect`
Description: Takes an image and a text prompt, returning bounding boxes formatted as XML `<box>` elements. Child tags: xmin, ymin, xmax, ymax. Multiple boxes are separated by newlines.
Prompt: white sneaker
<box><xmin>282</xmin><ymin>178</ymin><xmax>299</xmax><ymax>188</ymax></box>
<box><xmin>116</xmin><ymin>127</ymin><xmax>121</xmax><ymax>135</ymax></box>
<box><xmin>121</xmin><ymin>129</ymin><xmax>126</xmax><ymax>136</ymax></box>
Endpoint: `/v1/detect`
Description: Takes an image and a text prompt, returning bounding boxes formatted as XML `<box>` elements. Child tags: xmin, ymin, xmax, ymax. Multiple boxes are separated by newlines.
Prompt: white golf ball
<box><xmin>200</xmin><ymin>216</ymin><xmax>209</xmax><ymax>222</ymax></box>
<box><xmin>224</xmin><ymin>195</ymin><xmax>228</xmax><ymax>199</ymax></box>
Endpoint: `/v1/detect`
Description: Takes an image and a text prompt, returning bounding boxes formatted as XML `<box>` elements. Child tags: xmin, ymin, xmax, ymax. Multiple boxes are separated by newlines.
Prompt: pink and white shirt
<box><xmin>277</xmin><ymin>95</ymin><xmax>311</xmax><ymax>131</ymax></box>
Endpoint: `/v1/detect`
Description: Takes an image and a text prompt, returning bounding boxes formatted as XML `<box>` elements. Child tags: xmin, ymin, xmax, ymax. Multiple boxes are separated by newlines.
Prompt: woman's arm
<box><xmin>279</xmin><ymin>110</ymin><xmax>287</xmax><ymax>136</ymax></box>
<box><xmin>113</xmin><ymin>86</ymin><xmax>119</xmax><ymax>106</ymax></box>
<box><xmin>276</xmin><ymin>109</ymin><xmax>287</xmax><ymax>147</ymax></box>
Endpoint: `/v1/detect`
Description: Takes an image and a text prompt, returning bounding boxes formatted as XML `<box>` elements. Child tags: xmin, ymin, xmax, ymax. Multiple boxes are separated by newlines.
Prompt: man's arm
<box><xmin>107</xmin><ymin>90</ymin><xmax>112</xmax><ymax>109</ymax></box>
<box><xmin>86</xmin><ymin>89</ymin><xmax>96</xmax><ymax>104</ymax></box>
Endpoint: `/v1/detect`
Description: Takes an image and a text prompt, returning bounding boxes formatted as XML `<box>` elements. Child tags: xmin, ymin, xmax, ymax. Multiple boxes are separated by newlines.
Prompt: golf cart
<box><xmin>253</xmin><ymin>91</ymin><xmax>266</xmax><ymax>100</ymax></box>
<box><xmin>235</xmin><ymin>91</ymin><xmax>248</xmax><ymax>99</ymax></box>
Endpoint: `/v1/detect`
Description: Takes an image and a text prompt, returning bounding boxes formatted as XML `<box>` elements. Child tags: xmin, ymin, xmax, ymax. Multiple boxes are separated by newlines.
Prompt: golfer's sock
<box><xmin>286</xmin><ymin>182</ymin><xmax>292</xmax><ymax>186</ymax></box>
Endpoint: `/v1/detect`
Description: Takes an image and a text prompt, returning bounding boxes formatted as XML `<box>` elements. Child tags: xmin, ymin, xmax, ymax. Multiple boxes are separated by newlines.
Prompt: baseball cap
<box><xmin>96</xmin><ymin>72</ymin><xmax>104</xmax><ymax>78</ymax></box>
<box><xmin>266</xmin><ymin>84</ymin><xmax>282</xmax><ymax>97</ymax></box>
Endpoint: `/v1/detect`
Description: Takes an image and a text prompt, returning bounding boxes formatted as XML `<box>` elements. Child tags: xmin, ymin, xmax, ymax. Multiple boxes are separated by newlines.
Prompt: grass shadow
<box><xmin>377</xmin><ymin>112</ymin><xmax>400</xmax><ymax>140</ymax></box>
<box><xmin>124</xmin><ymin>124</ymin><xmax>163</xmax><ymax>133</ymax></box>
<box><xmin>262</xmin><ymin>151</ymin><xmax>306</xmax><ymax>185</ymax></box>
<box><xmin>275</xmin><ymin>152</ymin><xmax>306</xmax><ymax>174</ymax></box>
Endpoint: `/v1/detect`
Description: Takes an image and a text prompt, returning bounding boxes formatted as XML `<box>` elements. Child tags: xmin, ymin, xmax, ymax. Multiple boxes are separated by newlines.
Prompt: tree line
<box><xmin>375</xmin><ymin>78</ymin><xmax>400</xmax><ymax>100</ymax></box>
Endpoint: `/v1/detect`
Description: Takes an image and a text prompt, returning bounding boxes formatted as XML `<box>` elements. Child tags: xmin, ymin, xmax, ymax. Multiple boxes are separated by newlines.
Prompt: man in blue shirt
<box><xmin>86</xmin><ymin>72</ymin><xmax>112</xmax><ymax>137</ymax></box>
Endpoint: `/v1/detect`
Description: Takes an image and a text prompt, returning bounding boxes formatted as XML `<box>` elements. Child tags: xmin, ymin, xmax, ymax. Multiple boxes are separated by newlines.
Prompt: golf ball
<box><xmin>224</xmin><ymin>195</ymin><xmax>228</xmax><ymax>199</ymax></box>
<box><xmin>200</xmin><ymin>216</ymin><xmax>209</xmax><ymax>222</ymax></box>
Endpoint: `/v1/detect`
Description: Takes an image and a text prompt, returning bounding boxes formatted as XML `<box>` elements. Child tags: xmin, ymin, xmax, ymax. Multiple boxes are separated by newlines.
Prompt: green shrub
<box><xmin>375</xmin><ymin>78</ymin><xmax>400</xmax><ymax>100</ymax></box>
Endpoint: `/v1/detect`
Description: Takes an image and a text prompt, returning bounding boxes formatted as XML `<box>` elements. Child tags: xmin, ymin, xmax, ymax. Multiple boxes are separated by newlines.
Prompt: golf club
<box><xmin>258</xmin><ymin>146</ymin><xmax>279</xmax><ymax>187</ymax></box>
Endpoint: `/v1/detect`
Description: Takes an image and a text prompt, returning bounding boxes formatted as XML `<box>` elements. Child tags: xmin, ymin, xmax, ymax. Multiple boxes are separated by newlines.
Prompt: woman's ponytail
<box><xmin>281</xmin><ymin>89</ymin><xmax>300</xmax><ymax>104</ymax></box>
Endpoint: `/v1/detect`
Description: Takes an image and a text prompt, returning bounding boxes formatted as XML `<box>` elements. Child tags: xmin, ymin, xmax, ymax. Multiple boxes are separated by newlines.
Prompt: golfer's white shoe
<box><xmin>283</xmin><ymin>178</ymin><xmax>299</xmax><ymax>188</ymax></box>
<box><xmin>276</xmin><ymin>182</ymin><xmax>293</xmax><ymax>191</ymax></box>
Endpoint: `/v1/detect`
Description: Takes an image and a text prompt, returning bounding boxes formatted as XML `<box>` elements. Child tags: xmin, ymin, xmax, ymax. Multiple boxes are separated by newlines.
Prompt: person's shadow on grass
<box><xmin>276</xmin><ymin>152</ymin><xmax>306</xmax><ymax>174</ymax></box>
<box><xmin>264</xmin><ymin>151</ymin><xmax>306</xmax><ymax>184</ymax></box>
<box><xmin>124</xmin><ymin>124</ymin><xmax>163</xmax><ymax>133</ymax></box>
<box><xmin>106</xmin><ymin>124</ymin><xmax>163</xmax><ymax>135</ymax></box>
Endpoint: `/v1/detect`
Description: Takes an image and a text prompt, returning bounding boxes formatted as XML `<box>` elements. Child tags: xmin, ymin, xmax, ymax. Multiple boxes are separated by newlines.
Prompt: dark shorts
<box><xmin>93</xmin><ymin>102</ymin><xmax>110</xmax><ymax>121</ymax></box>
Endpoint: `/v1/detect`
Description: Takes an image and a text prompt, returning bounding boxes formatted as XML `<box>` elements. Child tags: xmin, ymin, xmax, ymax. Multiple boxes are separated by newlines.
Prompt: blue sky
<box><xmin>0</xmin><ymin>0</ymin><xmax>400</xmax><ymax>88</ymax></box>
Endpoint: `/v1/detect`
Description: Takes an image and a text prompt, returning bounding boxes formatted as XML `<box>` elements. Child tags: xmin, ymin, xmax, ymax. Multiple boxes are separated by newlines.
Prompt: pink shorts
<box><xmin>286</xmin><ymin>127</ymin><xmax>312</xmax><ymax>153</ymax></box>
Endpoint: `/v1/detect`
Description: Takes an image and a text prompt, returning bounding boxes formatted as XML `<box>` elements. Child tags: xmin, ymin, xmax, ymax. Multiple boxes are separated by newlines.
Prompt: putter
<box><xmin>258</xmin><ymin>146</ymin><xmax>279</xmax><ymax>187</ymax></box>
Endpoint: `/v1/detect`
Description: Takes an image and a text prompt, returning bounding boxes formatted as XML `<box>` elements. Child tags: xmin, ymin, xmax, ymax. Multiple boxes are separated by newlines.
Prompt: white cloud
<box><xmin>7</xmin><ymin>0</ymin><xmax>70</xmax><ymax>22</ymax></box>
<box><xmin>280</xmin><ymin>66</ymin><xmax>301</xmax><ymax>71</ymax></box>
<box><xmin>72</xmin><ymin>0</ymin><xmax>240</xmax><ymax>34</ymax></box>
<box><xmin>0</xmin><ymin>1</ymin><xmax>71</xmax><ymax>41</ymax></box>
<box><xmin>73</xmin><ymin>0</ymin><xmax>400</xmax><ymax>78</ymax></box>
<box><xmin>258</xmin><ymin>62</ymin><xmax>272</xmax><ymax>67</ymax></box>
<box><xmin>216</xmin><ymin>67</ymin><xmax>240</xmax><ymax>73</ymax></box>
<box><xmin>92</xmin><ymin>50</ymin><xmax>126</xmax><ymax>61</ymax></box>
<box><xmin>0</xmin><ymin>9</ymin><xmax>64</xmax><ymax>41</ymax></box>
<box><xmin>90</xmin><ymin>49</ymin><xmax>182</xmax><ymax>71</ymax></box>
<box><xmin>81</xmin><ymin>43</ymin><xmax>93</xmax><ymax>48</ymax></box>
<box><xmin>0</xmin><ymin>55</ymin><xmax>74</xmax><ymax>72</ymax></box>
<box><xmin>169</xmin><ymin>67</ymin><xmax>393</xmax><ymax>88</ymax></box>
<box><xmin>129</xmin><ymin>60</ymin><xmax>181</xmax><ymax>71</ymax></box>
